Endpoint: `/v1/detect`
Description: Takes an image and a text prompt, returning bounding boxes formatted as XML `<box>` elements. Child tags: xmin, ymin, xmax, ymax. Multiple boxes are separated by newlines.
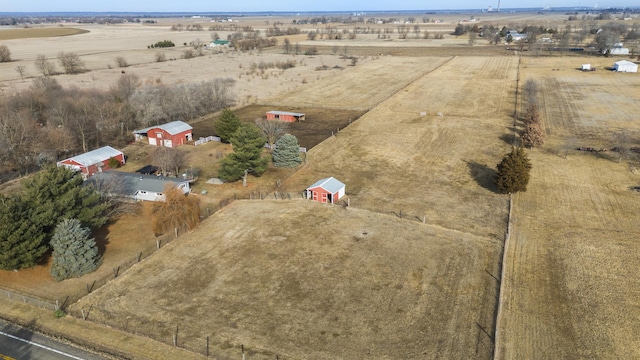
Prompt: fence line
<box><xmin>194</xmin><ymin>135</ymin><xmax>221</xmax><ymax>146</ymax></box>
<box><xmin>0</xmin><ymin>287</ymin><xmax>58</xmax><ymax>311</ymax></box>
<box><xmin>264</xmin><ymin>143</ymin><xmax>307</xmax><ymax>153</ymax></box>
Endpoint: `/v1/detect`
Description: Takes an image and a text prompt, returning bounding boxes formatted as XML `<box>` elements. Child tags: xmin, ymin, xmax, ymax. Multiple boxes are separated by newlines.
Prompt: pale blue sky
<box><xmin>0</xmin><ymin>0</ymin><xmax>632</xmax><ymax>12</ymax></box>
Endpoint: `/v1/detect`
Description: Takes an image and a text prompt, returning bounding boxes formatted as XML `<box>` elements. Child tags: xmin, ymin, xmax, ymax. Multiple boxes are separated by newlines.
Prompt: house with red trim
<box><xmin>133</xmin><ymin>121</ymin><xmax>193</xmax><ymax>148</ymax></box>
<box><xmin>266</xmin><ymin>111</ymin><xmax>305</xmax><ymax>122</ymax></box>
<box><xmin>57</xmin><ymin>146</ymin><xmax>125</xmax><ymax>179</ymax></box>
<box><xmin>305</xmin><ymin>177</ymin><xmax>345</xmax><ymax>204</ymax></box>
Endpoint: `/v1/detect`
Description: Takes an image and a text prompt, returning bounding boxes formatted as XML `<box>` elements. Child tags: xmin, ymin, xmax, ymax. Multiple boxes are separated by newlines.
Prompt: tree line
<box><xmin>0</xmin><ymin>74</ymin><xmax>235</xmax><ymax>182</ymax></box>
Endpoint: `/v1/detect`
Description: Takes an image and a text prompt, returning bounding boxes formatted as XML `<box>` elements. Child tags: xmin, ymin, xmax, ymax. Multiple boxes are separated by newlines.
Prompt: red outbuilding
<box><xmin>266</xmin><ymin>110</ymin><xmax>305</xmax><ymax>123</ymax></box>
<box><xmin>57</xmin><ymin>146</ymin><xmax>125</xmax><ymax>179</ymax></box>
<box><xmin>305</xmin><ymin>177</ymin><xmax>346</xmax><ymax>204</ymax></box>
<box><xmin>133</xmin><ymin>120</ymin><xmax>193</xmax><ymax>148</ymax></box>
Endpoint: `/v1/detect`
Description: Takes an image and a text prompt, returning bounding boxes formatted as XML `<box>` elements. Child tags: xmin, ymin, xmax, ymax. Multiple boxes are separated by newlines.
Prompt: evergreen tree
<box><xmin>218</xmin><ymin>123</ymin><xmax>268</xmax><ymax>182</ymax></box>
<box><xmin>22</xmin><ymin>166</ymin><xmax>109</xmax><ymax>239</ymax></box>
<box><xmin>214</xmin><ymin>108</ymin><xmax>242</xmax><ymax>143</ymax></box>
<box><xmin>272</xmin><ymin>133</ymin><xmax>302</xmax><ymax>168</ymax></box>
<box><xmin>495</xmin><ymin>147</ymin><xmax>532</xmax><ymax>194</ymax></box>
<box><xmin>50</xmin><ymin>218</ymin><xmax>101</xmax><ymax>281</ymax></box>
<box><xmin>0</xmin><ymin>195</ymin><xmax>47</xmax><ymax>270</ymax></box>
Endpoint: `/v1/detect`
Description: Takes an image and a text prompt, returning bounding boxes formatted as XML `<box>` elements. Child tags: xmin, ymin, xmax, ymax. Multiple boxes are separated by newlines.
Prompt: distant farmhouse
<box><xmin>133</xmin><ymin>121</ymin><xmax>193</xmax><ymax>148</ymax></box>
<box><xmin>86</xmin><ymin>171</ymin><xmax>190</xmax><ymax>202</ymax></box>
<box><xmin>57</xmin><ymin>146</ymin><xmax>125</xmax><ymax>179</ymax></box>
<box><xmin>266</xmin><ymin>111</ymin><xmax>306</xmax><ymax>122</ymax></box>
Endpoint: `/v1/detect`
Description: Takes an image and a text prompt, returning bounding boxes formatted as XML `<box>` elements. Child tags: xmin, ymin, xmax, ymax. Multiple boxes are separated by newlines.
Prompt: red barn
<box><xmin>266</xmin><ymin>111</ymin><xmax>305</xmax><ymax>123</ymax></box>
<box><xmin>133</xmin><ymin>121</ymin><xmax>193</xmax><ymax>148</ymax></box>
<box><xmin>306</xmin><ymin>177</ymin><xmax>346</xmax><ymax>204</ymax></box>
<box><xmin>57</xmin><ymin>146</ymin><xmax>125</xmax><ymax>179</ymax></box>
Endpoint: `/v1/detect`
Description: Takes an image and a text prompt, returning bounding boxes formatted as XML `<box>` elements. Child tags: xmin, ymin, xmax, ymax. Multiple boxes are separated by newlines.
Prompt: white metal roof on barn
<box><xmin>61</xmin><ymin>146</ymin><xmax>123</xmax><ymax>167</ymax></box>
<box><xmin>306</xmin><ymin>177</ymin><xmax>345</xmax><ymax>193</ymax></box>
<box><xmin>133</xmin><ymin>120</ymin><xmax>193</xmax><ymax>135</ymax></box>
<box><xmin>267</xmin><ymin>110</ymin><xmax>305</xmax><ymax>116</ymax></box>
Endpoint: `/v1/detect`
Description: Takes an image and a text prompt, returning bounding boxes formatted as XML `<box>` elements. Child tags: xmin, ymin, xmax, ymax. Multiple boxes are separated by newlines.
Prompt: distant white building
<box><xmin>613</xmin><ymin>60</ymin><xmax>638</xmax><ymax>73</ymax></box>
<box><xmin>610</xmin><ymin>43</ymin><xmax>630</xmax><ymax>55</ymax></box>
<box><xmin>507</xmin><ymin>30</ymin><xmax>527</xmax><ymax>42</ymax></box>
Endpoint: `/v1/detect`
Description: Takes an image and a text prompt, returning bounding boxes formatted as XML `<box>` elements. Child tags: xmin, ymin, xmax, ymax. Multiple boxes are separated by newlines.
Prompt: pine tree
<box><xmin>22</xmin><ymin>166</ymin><xmax>109</xmax><ymax>239</ymax></box>
<box><xmin>495</xmin><ymin>147</ymin><xmax>532</xmax><ymax>194</ymax></box>
<box><xmin>272</xmin><ymin>133</ymin><xmax>302</xmax><ymax>168</ymax></box>
<box><xmin>0</xmin><ymin>195</ymin><xmax>47</xmax><ymax>270</ymax></box>
<box><xmin>214</xmin><ymin>108</ymin><xmax>241</xmax><ymax>143</ymax></box>
<box><xmin>50</xmin><ymin>218</ymin><xmax>101</xmax><ymax>281</ymax></box>
<box><xmin>218</xmin><ymin>123</ymin><xmax>268</xmax><ymax>182</ymax></box>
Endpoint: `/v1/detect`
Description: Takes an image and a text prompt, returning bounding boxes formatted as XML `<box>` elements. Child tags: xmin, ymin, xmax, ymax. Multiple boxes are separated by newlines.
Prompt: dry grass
<box><xmin>71</xmin><ymin>200</ymin><xmax>501</xmax><ymax>359</ymax></box>
<box><xmin>282</xmin><ymin>56</ymin><xmax>517</xmax><ymax>238</ymax></box>
<box><xmin>497</xmin><ymin>56</ymin><xmax>640</xmax><ymax>359</ymax></box>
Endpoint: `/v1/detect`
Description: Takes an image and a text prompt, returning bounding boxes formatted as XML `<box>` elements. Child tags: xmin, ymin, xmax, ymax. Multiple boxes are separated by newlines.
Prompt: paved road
<box><xmin>0</xmin><ymin>319</ymin><xmax>108</xmax><ymax>360</ymax></box>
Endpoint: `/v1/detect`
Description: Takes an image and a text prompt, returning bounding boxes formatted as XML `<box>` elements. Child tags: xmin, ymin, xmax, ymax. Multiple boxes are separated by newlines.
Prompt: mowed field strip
<box><xmin>497</xmin><ymin>57</ymin><xmax>640</xmax><ymax>359</ymax></box>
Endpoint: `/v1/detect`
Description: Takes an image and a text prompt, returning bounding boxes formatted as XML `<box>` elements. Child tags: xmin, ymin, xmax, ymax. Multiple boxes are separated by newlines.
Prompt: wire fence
<box><xmin>0</xmin><ymin>287</ymin><xmax>58</xmax><ymax>311</ymax></box>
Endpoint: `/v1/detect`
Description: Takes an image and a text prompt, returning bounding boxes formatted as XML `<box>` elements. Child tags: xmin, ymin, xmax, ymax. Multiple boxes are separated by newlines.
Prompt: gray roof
<box><xmin>60</xmin><ymin>146</ymin><xmax>123</xmax><ymax>167</ymax></box>
<box><xmin>133</xmin><ymin>121</ymin><xmax>193</xmax><ymax>135</ymax></box>
<box><xmin>267</xmin><ymin>111</ymin><xmax>305</xmax><ymax>116</ymax></box>
<box><xmin>306</xmin><ymin>177</ymin><xmax>345</xmax><ymax>193</ymax></box>
<box><xmin>86</xmin><ymin>171</ymin><xmax>188</xmax><ymax>196</ymax></box>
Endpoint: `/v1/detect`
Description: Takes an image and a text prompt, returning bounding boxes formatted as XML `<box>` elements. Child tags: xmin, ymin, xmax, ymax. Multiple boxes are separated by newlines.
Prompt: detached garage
<box><xmin>134</xmin><ymin>121</ymin><xmax>193</xmax><ymax>147</ymax></box>
<box><xmin>306</xmin><ymin>177</ymin><xmax>345</xmax><ymax>204</ymax></box>
<box><xmin>613</xmin><ymin>60</ymin><xmax>638</xmax><ymax>73</ymax></box>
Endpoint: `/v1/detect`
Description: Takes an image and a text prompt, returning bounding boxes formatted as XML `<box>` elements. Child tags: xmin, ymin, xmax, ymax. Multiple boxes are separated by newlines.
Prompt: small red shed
<box><xmin>133</xmin><ymin>120</ymin><xmax>193</xmax><ymax>148</ymax></box>
<box><xmin>306</xmin><ymin>177</ymin><xmax>345</xmax><ymax>204</ymax></box>
<box><xmin>57</xmin><ymin>146</ymin><xmax>125</xmax><ymax>179</ymax></box>
<box><xmin>266</xmin><ymin>111</ymin><xmax>305</xmax><ymax>122</ymax></box>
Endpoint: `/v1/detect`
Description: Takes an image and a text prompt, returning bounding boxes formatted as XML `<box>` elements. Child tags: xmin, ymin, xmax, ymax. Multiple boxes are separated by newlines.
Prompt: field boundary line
<box><xmin>494</xmin><ymin>55</ymin><xmax>520</xmax><ymax>360</ymax></box>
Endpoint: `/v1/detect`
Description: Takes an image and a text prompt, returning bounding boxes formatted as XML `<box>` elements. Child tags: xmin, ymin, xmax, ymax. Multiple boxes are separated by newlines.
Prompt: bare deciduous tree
<box><xmin>15</xmin><ymin>65</ymin><xmax>25</xmax><ymax>79</ymax></box>
<box><xmin>151</xmin><ymin>147</ymin><xmax>186</xmax><ymax>176</ymax></box>
<box><xmin>115</xmin><ymin>56</ymin><xmax>128</xmax><ymax>68</ymax></box>
<box><xmin>144</xmin><ymin>186</ymin><xmax>200</xmax><ymax>236</ymax></box>
<box><xmin>34</xmin><ymin>54</ymin><xmax>56</xmax><ymax>76</ymax></box>
<box><xmin>255</xmin><ymin>117</ymin><xmax>287</xmax><ymax>150</ymax></box>
<box><xmin>58</xmin><ymin>51</ymin><xmax>85</xmax><ymax>74</ymax></box>
<box><xmin>155</xmin><ymin>51</ymin><xmax>166</xmax><ymax>62</ymax></box>
<box><xmin>0</xmin><ymin>44</ymin><xmax>11</xmax><ymax>62</ymax></box>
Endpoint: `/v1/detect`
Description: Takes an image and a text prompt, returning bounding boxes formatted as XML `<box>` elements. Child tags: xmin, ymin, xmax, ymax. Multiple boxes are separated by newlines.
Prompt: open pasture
<box><xmin>71</xmin><ymin>200</ymin><xmax>501</xmax><ymax>359</ymax></box>
<box><xmin>497</xmin><ymin>57</ymin><xmax>640</xmax><ymax>359</ymax></box>
<box><xmin>283</xmin><ymin>56</ymin><xmax>517</xmax><ymax>239</ymax></box>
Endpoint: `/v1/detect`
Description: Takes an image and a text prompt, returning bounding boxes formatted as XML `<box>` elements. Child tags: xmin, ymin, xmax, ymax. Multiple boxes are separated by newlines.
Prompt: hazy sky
<box><xmin>1</xmin><ymin>0</ymin><xmax>629</xmax><ymax>12</ymax></box>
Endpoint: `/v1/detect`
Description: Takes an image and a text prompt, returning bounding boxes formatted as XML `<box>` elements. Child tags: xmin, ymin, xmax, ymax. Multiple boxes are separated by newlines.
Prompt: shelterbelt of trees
<box><xmin>0</xmin><ymin>74</ymin><xmax>236</xmax><ymax>183</ymax></box>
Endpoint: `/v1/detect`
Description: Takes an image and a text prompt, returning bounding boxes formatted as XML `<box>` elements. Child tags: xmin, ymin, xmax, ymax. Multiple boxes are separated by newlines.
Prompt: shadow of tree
<box><xmin>466</xmin><ymin>161</ymin><xmax>498</xmax><ymax>193</ymax></box>
<box><xmin>499</xmin><ymin>133</ymin><xmax>517</xmax><ymax>146</ymax></box>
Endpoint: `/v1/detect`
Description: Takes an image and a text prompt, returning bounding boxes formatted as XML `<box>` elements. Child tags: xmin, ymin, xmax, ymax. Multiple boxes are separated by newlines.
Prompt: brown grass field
<box><xmin>496</xmin><ymin>56</ymin><xmax>640</xmax><ymax>359</ymax></box>
<box><xmin>71</xmin><ymin>200</ymin><xmax>501</xmax><ymax>359</ymax></box>
<box><xmin>1</xmin><ymin>14</ymin><xmax>640</xmax><ymax>360</ymax></box>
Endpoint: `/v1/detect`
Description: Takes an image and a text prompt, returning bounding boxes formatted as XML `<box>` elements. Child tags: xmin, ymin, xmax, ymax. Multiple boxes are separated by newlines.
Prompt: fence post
<box><xmin>156</xmin><ymin>239</ymin><xmax>161</xmax><ymax>249</ymax></box>
<box><xmin>422</xmin><ymin>215</ymin><xmax>426</xmax><ymax>223</ymax></box>
<box><xmin>206</xmin><ymin>336</ymin><xmax>209</xmax><ymax>356</ymax></box>
<box><xmin>137</xmin><ymin>252</ymin><xmax>142</xmax><ymax>262</ymax></box>
<box><xmin>173</xmin><ymin>325</ymin><xmax>178</xmax><ymax>346</ymax></box>
<box><xmin>55</xmin><ymin>300</ymin><xmax>59</xmax><ymax>311</ymax></box>
<box><xmin>175</xmin><ymin>227</ymin><xmax>178</xmax><ymax>238</ymax></box>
